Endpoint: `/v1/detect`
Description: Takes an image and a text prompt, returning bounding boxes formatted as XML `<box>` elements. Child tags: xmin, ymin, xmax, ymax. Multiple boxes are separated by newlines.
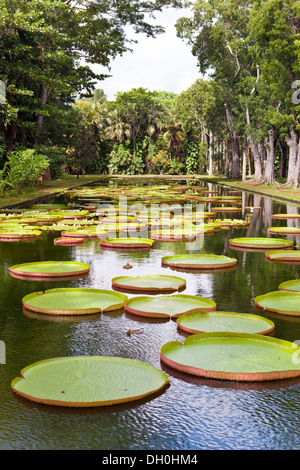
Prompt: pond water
<box><xmin>1</xmin><ymin>178</ymin><xmax>300</xmax><ymax>450</ymax></box>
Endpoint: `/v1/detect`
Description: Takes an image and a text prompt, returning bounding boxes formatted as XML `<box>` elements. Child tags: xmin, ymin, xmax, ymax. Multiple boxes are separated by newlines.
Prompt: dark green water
<box><xmin>1</xmin><ymin>179</ymin><xmax>300</xmax><ymax>450</ymax></box>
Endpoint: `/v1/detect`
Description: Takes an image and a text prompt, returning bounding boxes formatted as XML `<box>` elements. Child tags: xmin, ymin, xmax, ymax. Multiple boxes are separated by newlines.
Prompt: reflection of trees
<box><xmin>246</xmin><ymin>195</ymin><xmax>263</xmax><ymax>236</ymax></box>
<box><xmin>286</xmin><ymin>205</ymin><xmax>300</xmax><ymax>229</ymax></box>
<box><xmin>262</xmin><ymin>197</ymin><xmax>273</xmax><ymax>230</ymax></box>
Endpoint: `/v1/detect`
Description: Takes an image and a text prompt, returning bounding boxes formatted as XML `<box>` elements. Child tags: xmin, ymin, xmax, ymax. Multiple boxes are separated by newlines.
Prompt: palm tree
<box><xmin>105</xmin><ymin>108</ymin><xmax>131</xmax><ymax>143</ymax></box>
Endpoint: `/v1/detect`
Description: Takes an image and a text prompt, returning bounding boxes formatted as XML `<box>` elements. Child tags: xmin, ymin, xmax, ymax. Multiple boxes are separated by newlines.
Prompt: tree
<box><xmin>0</xmin><ymin>0</ymin><xmax>184</xmax><ymax>155</ymax></box>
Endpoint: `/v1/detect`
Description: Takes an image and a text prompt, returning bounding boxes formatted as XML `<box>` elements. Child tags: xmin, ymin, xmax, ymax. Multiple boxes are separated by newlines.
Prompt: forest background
<box><xmin>0</xmin><ymin>0</ymin><xmax>299</xmax><ymax>195</ymax></box>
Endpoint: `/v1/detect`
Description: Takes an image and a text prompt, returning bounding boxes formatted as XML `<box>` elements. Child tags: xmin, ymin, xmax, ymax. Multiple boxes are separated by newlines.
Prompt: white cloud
<box><xmin>92</xmin><ymin>7</ymin><xmax>200</xmax><ymax>100</ymax></box>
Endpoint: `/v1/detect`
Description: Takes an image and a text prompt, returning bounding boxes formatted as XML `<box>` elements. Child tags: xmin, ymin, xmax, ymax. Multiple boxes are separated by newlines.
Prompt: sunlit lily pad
<box><xmin>265</xmin><ymin>250</ymin><xmax>300</xmax><ymax>262</ymax></box>
<box><xmin>272</xmin><ymin>214</ymin><xmax>300</xmax><ymax>219</ymax></box>
<box><xmin>112</xmin><ymin>274</ymin><xmax>186</xmax><ymax>293</ymax></box>
<box><xmin>211</xmin><ymin>207</ymin><xmax>241</xmax><ymax>212</ymax></box>
<box><xmin>124</xmin><ymin>294</ymin><xmax>216</xmax><ymax>319</ymax></box>
<box><xmin>177</xmin><ymin>311</ymin><xmax>274</xmax><ymax>335</ymax></box>
<box><xmin>278</xmin><ymin>280</ymin><xmax>300</xmax><ymax>292</ymax></box>
<box><xmin>267</xmin><ymin>227</ymin><xmax>300</xmax><ymax>235</ymax></box>
<box><xmin>100</xmin><ymin>238</ymin><xmax>154</xmax><ymax>250</ymax></box>
<box><xmin>160</xmin><ymin>332</ymin><xmax>300</xmax><ymax>381</ymax></box>
<box><xmin>229</xmin><ymin>237</ymin><xmax>293</xmax><ymax>249</ymax></box>
<box><xmin>22</xmin><ymin>288</ymin><xmax>127</xmax><ymax>315</ymax></box>
<box><xmin>254</xmin><ymin>290</ymin><xmax>300</xmax><ymax>316</ymax></box>
<box><xmin>54</xmin><ymin>237</ymin><xmax>84</xmax><ymax>246</ymax></box>
<box><xmin>11</xmin><ymin>356</ymin><xmax>169</xmax><ymax>407</ymax></box>
<box><xmin>9</xmin><ymin>261</ymin><xmax>89</xmax><ymax>278</ymax></box>
<box><xmin>0</xmin><ymin>229</ymin><xmax>41</xmax><ymax>240</ymax></box>
<box><xmin>161</xmin><ymin>254</ymin><xmax>237</xmax><ymax>270</ymax></box>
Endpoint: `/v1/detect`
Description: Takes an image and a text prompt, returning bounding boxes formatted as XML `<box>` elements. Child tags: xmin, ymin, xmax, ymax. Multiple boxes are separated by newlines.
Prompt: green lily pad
<box><xmin>124</xmin><ymin>294</ymin><xmax>216</xmax><ymax>319</ymax></box>
<box><xmin>265</xmin><ymin>250</ymin><xmax>300</xmax><ymax>262</ymax></box>
<box><xmin>272</xmin><ymin>214</ymin><xmax>300</xmax><ymax>219</ymax></box>
<box><xmin>23</xmin><ymin>288</ymin><xmax>128</xmax><ymax>315</ymax></box>
<box><xmin>177</xmin><ymin>311</ymin><xmax>274</xmax><ymax>335</ymax></box>
<box><xmin>100</xmin><ymin>238</ymin><xmax>154</xmax><ymax>249</ymax></box>
<box><xmin>11</xmin><ymin>356</ymin><xmax>169</xmax><ymax>407</ymax></box>
<box><xmin>54</xmin><ymin>237</ymin><xmax>84</xmax><ymax>246</ymax></box>
<box><xmin>267</xmin><ymin>227</ymin><xmax>300</xmax><ymax>235</ymax></box>
<box><xmin>160</xmin><ymin>332</ymin><xmax>300</xmax><ymax>381</ymax></box>
<box><xmin>161</xmin><ymin>254</ymin><xmax>237</xmax><ymax>270</ymax></box>
<box><xmin>9</xmin><ymin>261</ymin><xmax>90</xmax><ymax>278</ymax></box>
<box><xmin>254</xmin><ymin>290</ymin><xmax>300</xmax><ymax>316</ymax></box>
<box><xmin>211</xmin><ymin>207</ymin><xmax>241</xmax><ymax>212</ymax></box>
<box><xmin>230</xmin><ymin>237</ymin><xmax>293</xmax><ymax>249</ymax></box>
<box><xmin>278</xmin><ymin>280</ymin><xmax>300</xmax><ymax>292</ymax></box>
<box><xmin>0</xmin><ymin>229</ymin><xmax>42</xmax><ymax>240</ymax></box>
<box><xmin>112</xmin><ymin>274</ymin><xmax>186</xmax><ymax>293</ymax></box>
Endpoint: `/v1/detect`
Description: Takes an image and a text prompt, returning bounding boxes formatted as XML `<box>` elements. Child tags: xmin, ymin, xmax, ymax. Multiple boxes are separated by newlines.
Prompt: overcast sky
<box><xmin>92</xmin><ymin>7</ymin><xmax>201</xmax><ymax>101</ymax></box>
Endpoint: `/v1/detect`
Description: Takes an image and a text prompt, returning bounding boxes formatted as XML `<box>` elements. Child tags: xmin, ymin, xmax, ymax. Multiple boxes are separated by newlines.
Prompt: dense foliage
<box><xmin>0</xmin><ymin>0</ymin><xmax>299</xmax><ymax>190</ymax></box>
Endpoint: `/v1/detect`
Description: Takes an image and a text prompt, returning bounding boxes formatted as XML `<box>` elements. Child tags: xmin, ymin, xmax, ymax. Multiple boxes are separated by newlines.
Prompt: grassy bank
<box><xmin>203</xmin><ymin>177</ymin><xmax>300</xmax><ymax>206</ymax></box>
<box><xmin>0</xmin><ymin>174</ymin><xmax>109</xmax><ymax>209</ymax></box>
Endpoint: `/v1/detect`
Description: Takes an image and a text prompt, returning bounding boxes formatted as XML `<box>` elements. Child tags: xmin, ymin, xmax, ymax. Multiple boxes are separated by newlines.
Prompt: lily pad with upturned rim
<box><xmin>9</xmin><ymin>261</ymin><xmax>89</xmax><ymax>278</ymax></box>
<box><xmin>22</xmin><ymin>288</ymin><xmax>128</xmax><ymax>315</ymax></box>
<box><xmin>112</xmin><ymin>274</ymin><xmax>186</xmax><ymax>294</ymax></box>
<box><xmin>161</xmin><ymin>254</ymin><xmax>237</xmax><ymax>270</ymax></box>
<box><xmin>265</xmin><ymin>250</ymin><xmax>300</xmax><ymax>262</ymax></box>
<box><xmin>278</xmin><ymin>280</ymin><xmax>300</xmax><ymax>292</ymax></box>
<box><xmin>160</xmin><ymin>332</ymin><xmax>300</xmax><ymax>381</ymax></box>
<box><xmin>267</xmin><ymin>227</ymin><xmax>300</xmax><ymax>235</ymax></box>
<box><xmin>124</xmin><ymin>294</ymin><xmax>216</xmax><ymax>319</ymax></box>
<box><xmin>176</xmin><ymin>311</ymin><xmax>275</xmax><ymax>335</ymax></box>
<box><xmin>100</xmin><ymin>238</ymin><xmax>154</xmax><ymax>250</ymax></box>
<box><xmin>229</xmin><ymin>237</ymin><xmax>293</xmax><ymax>250</ymax></box>
<box><xmin>254</xmin><ymin>290</ymin><xmax>300</xmax><ymax>316</ymax></box>
<box><xmin>11</xmin><ymin>356</ymin><xmax>169</xmax><ymax>407</ymax></box>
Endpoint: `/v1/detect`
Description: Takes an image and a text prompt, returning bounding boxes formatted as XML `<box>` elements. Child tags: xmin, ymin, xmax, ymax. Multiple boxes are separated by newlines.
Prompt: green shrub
<box><xmin>108</xmin><ymin>143</ymin><xmax>145</xmax><ymax>175</ymax></box>
<box><xmin>1</xmin><ymin>148</ymin><xmax>49</xmax><ymax>193</ymax></box>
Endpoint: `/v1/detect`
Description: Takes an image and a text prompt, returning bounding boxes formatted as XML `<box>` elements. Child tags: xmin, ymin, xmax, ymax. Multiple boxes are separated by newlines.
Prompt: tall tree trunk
<box><xmin>242</xmin><ymin>135</ymin><xmax>248</xmax><ymax>181</ymax></box>
<box><xmin>5</xmin><ymin>120</ymin><xmax>18</xmax><ymax>153</ymax></box>
<box><xmin>246</xmin><ymin>107</ymin><xmax>264</xmax><ymax>182</ymax></box>
<box><xmin>33</xmin><ymin>84</ymin><xmax>48</xmax><ymax>147</ymax></box>
<box><xmin>225</xmin><ymin>103</ymin><xmax>241</xmax><ymax>179</ymax></box>
<box><xmin>277</xmin><ymin>140</ymin><xmax>287</xmax><ymax>178</ymax></box>
<box><xmin>293</xmin><ymin>141</ymin><xmax>300</xmax><ymax>189</ymax></box>
<box><xmin>264</xmin><ymin>128</ymin><xmax>276</xmax><ymax>185</ymax></box>
<box><xmin>286</xmin><ymin>125</ymin><xmax>299</xmax><ymax>185</ymax></box>
<box><xmin>207</xmin><ymin>131</ymin><xmax>213</xmax><ymax>176</ymax></box>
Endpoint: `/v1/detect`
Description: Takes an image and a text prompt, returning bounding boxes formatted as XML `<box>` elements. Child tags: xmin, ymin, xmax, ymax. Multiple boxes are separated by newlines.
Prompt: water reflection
<box><xmin>2</xmin><ymin>178</ymin><xmax>300</xmax><ymax>450</ymax></box>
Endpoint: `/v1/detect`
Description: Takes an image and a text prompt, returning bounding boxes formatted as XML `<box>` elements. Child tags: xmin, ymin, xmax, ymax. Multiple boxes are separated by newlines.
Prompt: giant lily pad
<box><xmin>9</xmin><ymin>261</ymin><xmax>89</xmax><ymax>278</ymax></box>
<box><xmin>229</xmin><ymin>237</ymin><xmax>293</xmax><ymax>250</ymax></box>
<box><xmin>23</xmin><ymin>288</ymin><xmax>127</xmax><ymax>315</ymax></box>
<box><xmin>11</xmin><ymin>356</ymin><xmax>169</xmax><ymax>407</ymax></box>
<box><xmin>254</xmin><ymin>290</ymin><xmax>300</xmax><ymax>316</ymax></box>
<box><xmin>124</xmin><ymin>294</ymin><xmax>216</xmax><ymax>319</ymax></box>
<box><xmin>112</xmin><ymin>274</ymin><xmax>186</xmax><ymax>294</ymax></box>
<box><xmin>0</xmin><ymin>229</ymin><xmax>42</xmax><ymax>240</ymax></box>
<box><xmin>265</xmin><ymin>250</ymin><xmax>300</xmax><ymax>263</ymax></box>
<box><xmin>161</xmin><ymin>254</ymin><xmax>237</xmax><ymax>270</ymax></box>
<box><xmin>278</xmin><ymin>280</ymin><xmax>300</xmax><ymax>292</ymax></box>
<box><xmin>211</xmin><ymin>207</ymin><xmax>241</xmax><ymax>213</ymax></box>
<box><xmin>267</xmin><ymin>226</ymin><xmax>300</xmax><ymax>235</ymax></box>
<box><xmin>160</xmin><ymin>332</ymin><xmax>300</xmax><ymax>381</ymax></box>
<box><xmin>272</xmin><ymin>214</ymin><xmax>300</xmax><ymax>219</ymax></box>
<box><xmin>100</xmin><ymin>238</ymin><xmax>154</xmax><ymax>250</ymax></box>
<box><xmin>176</xmin><ymin>311</ymin><xmax>274</xmax><ymax>335</ymax></box>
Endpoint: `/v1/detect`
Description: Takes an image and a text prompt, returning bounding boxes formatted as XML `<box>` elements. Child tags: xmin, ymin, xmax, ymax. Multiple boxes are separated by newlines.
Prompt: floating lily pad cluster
<box><xmin>8</xmin><ymin>181</ymin><xmax>300</xmax><ymax>407</ymax></box>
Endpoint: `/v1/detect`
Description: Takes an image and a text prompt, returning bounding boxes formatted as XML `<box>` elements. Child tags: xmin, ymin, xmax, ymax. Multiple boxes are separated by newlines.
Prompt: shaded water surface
<box><xmin>1</xmin><ymin>178</ymin><xmax>300</xmax><ymax>450</ymax></box>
